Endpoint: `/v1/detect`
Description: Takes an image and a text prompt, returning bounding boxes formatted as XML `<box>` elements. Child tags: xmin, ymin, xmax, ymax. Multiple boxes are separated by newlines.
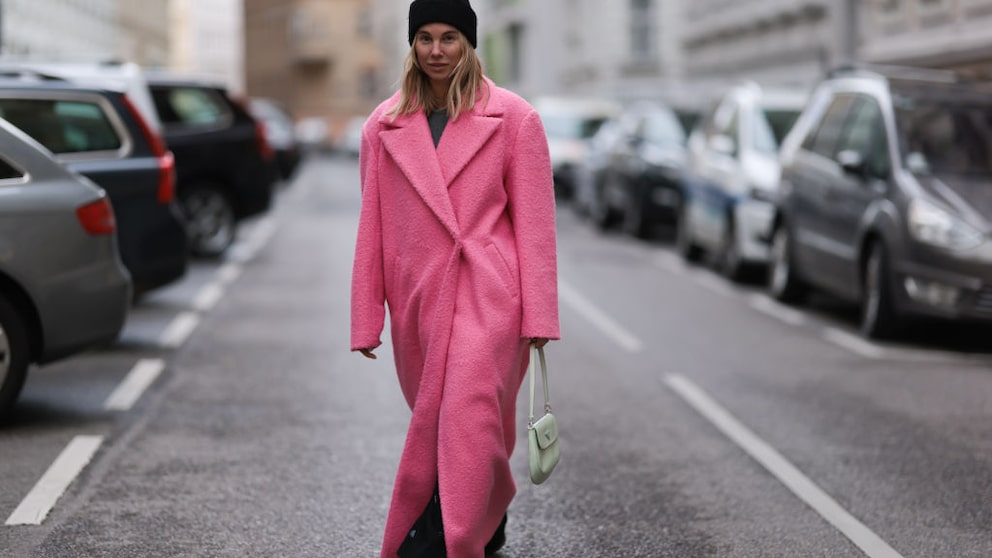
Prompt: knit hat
<box><xmin>408</xmin><ymin>0</ymin><xmax>478</xmax><ymax>48</ymax></box>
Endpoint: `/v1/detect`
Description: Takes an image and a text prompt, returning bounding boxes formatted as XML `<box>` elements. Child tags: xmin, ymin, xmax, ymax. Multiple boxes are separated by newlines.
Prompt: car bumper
<box><xmin>891</xmin><ymin>243</ymin><xmax>992</xmax><ymax>322</ymax></box>
<box><xmin>734</xmin><ymin>198</ymin><xmax>775</xmax><ymax>263</ymax></box>
<box><xmin>38</xmin><ymin>259</ymin><xmax>131</xmax><ymax>364</ymax></box>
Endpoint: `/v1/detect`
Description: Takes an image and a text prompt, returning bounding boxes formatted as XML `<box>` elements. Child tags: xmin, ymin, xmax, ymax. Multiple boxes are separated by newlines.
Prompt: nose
<box><xmin>430</xmin><ymin>40</ymin><xmax>443</xmax><ymax>56</ymax></box>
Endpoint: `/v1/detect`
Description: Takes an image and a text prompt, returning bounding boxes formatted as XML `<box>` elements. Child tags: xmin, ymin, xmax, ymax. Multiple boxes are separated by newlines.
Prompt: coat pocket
<box><xmin>485</xmin><ymin>243</ymin><xmax>519</xmax><ymax>299</ymax></box>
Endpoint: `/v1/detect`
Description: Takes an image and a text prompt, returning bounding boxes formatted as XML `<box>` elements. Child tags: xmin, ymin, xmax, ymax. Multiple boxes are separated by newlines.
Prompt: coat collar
<box><xmin>378</xmin><ymin>80</ymin><xmax>504</xmax><ymax>239</ymax></box>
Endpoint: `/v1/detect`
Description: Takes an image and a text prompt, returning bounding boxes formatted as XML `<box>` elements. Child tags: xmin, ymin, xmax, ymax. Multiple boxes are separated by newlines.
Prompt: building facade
<box><xmin>169</xmin><ymin>0</ymin><xmax>243</xmax><ymax>93</ymax></box>
<box><xmin>0</xmin><ymin>0</ymin><xmax>167</xmax><ymax>65</ymax></box>
<box><xmin>859</xmin><ymin>0</ymin><xmax>992</xmax><ymax>77</ymax></box>
<box><xmin>244</xmin><ymin>0</ymin><xmax>382</xmax><ymax>142</ymax></box>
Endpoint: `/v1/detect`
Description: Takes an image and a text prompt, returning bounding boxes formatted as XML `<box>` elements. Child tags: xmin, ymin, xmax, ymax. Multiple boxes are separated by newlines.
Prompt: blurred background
<box><xmin>3</xmin><ymin>0</ymin><xmax>991</xmax><ymax>149</ymax></box>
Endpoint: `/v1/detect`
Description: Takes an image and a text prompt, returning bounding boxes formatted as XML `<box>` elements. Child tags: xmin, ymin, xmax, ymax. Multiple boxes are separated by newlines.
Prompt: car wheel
<box><xmin>676</xmin><ymin>203</ymin><xmax>703</xmax><ymax>263</ymax></box>
<box><xmin>622</xmin><ymin>184</ymin><xmax>652</xmax><ymax>239</ymax></box>
<box><xmin>592</xmin><ymin>175</ymin><xmax>620</xmax><ymax>231</ymax></box>
<box><xmin>768</xmin><ymin>224</ymin><xmax>807</xmax><ymax>303</ymax></box>
<box><xmin>181</xmin><ymin>185</ymin><xmax>237</xmax><ymax>258</ymax></box>
<box><xmin>719</xmin><ymin>217</ymin><xmax>746</xmax><ymax>281</ymax></box>
<box><xmin>0</xmin><ymin>293</ymin><xmax>30</xmax><ymax>419</ymax></box>
<box><xmin>861</xmin><ymin>241</ymin><xmax>899</xmax><ymax>339</ymax></box>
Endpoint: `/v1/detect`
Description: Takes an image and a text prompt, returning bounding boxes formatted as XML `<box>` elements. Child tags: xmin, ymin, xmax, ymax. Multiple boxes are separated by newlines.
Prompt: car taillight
<box><xmin>121</xmin><ymin>96</ymin><xmax>176</xmax><ymax>205</ymax></box>
<box><xmin>255</xmin><ymin>119</ymin><xmax>275</xmax><ymax>161</ymax></box>
<box><xmin>76</xmin><ymin>198</ymin><xmax>116</xmax><ymax>235</ymax></box>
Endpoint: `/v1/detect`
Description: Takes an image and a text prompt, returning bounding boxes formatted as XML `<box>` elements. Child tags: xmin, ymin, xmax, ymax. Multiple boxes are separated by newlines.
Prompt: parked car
<box><xmin>533</xmin><ymin>96</ymin><xmax>621</xmax><ymax>200</ymax></box>
<box><xmin>678</xmin><ymin>82</ymin><xmax>807</xmax><ymax>280</ymax></box>
<box><xmin>586</xmin><ymin>101</ymin><xmax>688</xmax><ymax>238</ymax></box>
<box><xmin>0</xmin><ymin>72</ymin><xmax>189</xmax><ymax>295</ymax></box>
<box><xmin>572</xmin><ymin>116</ymin><xmax>622</xmax><ymax>219</ymax></box>
<box><xmin>769</xmin><ymin>65</ymin><xmax>992</xmax><ymax>338</ymax></box>
<box><xmin>146</xmin><ymin>72</ymin><xmax>278</xmax><ymax>257</ymax></box>
<box><xmin>249</xmin><ymin>97</ymin><xmax>301</xmax><ymax>181</ymax></box>
<box><xmin>0</xmin><ymin>117</ymin><xmax>132</xmax><ymax>418</ymax></box>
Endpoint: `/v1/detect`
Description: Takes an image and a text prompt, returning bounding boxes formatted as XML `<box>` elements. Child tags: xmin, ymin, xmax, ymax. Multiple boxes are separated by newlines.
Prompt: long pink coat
<box><xmin>351</xmin><ymin>80</ymin><xmax>560</xmax><ymax>557</ymax></box>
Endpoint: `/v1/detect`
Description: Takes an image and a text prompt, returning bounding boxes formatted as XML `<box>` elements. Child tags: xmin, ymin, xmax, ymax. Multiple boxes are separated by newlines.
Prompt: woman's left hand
<box><xmin>530</xmin><ymin>337</ymin><xmax>550</xmax><ymax>348</ymax></box>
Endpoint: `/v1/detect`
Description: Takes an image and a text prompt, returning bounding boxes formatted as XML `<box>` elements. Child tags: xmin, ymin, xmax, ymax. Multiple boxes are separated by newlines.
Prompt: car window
<box><xmin>753</xmin><ymin>107</ymin><xmax>801</xmax><ymax>154</ymax></box>
<box><xmin>642</xmin><ymin>110</ymin><xmax>686</xmax><ymax>146</ymax></box>
<box><xmin>895</xmin><ymin>97</ymin><xmax>992</xmax><ymax>175</ymax></box>
<box><xmin>540</xmin><ymin>113</ymin><xmax>609</xmax><ymax>140</ymax></box>
<box><xmin>0</xmin><ymin>155</ymin><xmax>24</xmax><ymax>181</ymax></box>
<box><xmin>837</xmin><ymin>97</ymin><xmax>890</xmax><ymax>179</ymax></box>
<box><xmin>0</xmin><ymin>98</ymin><xmax>122</xmax><ymax>154</ymax></box>
<box><xmin>153</xmin><ymin>86</ymin><xmax>232</xmax><ymax>128</ymax></box>
<box><xmin>804</xmin><ymin>94</ymin><xmax>857</xmax><ymax>158</ymax></box>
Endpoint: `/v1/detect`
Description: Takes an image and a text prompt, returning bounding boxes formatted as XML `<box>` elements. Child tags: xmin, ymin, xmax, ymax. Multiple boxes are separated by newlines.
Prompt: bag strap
<box><xmin>528</xmin><ymin>345</ymin><xmax>552</xmax><ymax>429</ymax></box>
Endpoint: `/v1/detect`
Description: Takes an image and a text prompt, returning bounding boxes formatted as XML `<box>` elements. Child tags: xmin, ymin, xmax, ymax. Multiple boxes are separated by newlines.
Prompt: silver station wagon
<box><xmin>0</xmin><ymin>118</ymin><xmax>132</xmax><ymax>418</ymax></box>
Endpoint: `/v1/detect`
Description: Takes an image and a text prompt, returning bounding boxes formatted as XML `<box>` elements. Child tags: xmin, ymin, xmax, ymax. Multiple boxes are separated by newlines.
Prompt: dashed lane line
<box><xmin>823</xmin><ymin>328</ymin><xmax>886</xmax><ymax>360</ymax></box>
<box><xmin>558</xmin><ymin>280</ymin><xmax>643</xmax><ymax>353</ymax></box>
<box><xmin>159</xmin><ymin>311</ymin><xmax>200</xmax><ymax>349</ymax></box>
<box><xmin>103</xmin><ymin>359</ymin><xmax>166</xmax><ymax>412</ymax></box>
<box><xmin>5</xmin><ymin>436</ymin><xmax>104</xmax><ymax>526</ymax></box>
<box><xmin>665</xmin><ymin>375</ymin><xmax>904</xmax><ymax>558</ymax></box>
<box><xmin>749</xmin><ymin>294</ymin><xmax>806</xmax><ymax>327</ymax></box>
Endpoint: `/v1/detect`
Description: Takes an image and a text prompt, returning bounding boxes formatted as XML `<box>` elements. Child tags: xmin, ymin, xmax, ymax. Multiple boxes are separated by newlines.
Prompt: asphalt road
<box><xmin>1</xmin><ymin>154</ymin><xmax>991</xmax><ymax>558</ymax></box>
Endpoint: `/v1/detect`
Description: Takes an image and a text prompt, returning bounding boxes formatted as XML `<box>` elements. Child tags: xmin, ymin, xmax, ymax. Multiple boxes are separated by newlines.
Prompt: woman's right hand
<box><xmin>358</xmin><ymin>348</ymin><xmax>377</xmax><ymax>359</ymax></box>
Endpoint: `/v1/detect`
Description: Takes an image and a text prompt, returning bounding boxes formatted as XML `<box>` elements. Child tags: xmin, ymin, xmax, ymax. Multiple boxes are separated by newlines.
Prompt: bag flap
<box><xmin>531</xmin><ymin>413</ymin><xmax>558</xmax><ymax>449</ymax></box>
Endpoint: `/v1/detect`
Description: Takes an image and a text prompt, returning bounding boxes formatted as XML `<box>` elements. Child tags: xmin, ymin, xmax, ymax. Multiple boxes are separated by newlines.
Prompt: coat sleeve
<box><xmin>506</xmin><ymin>107</ymin><xmax>561</xmax><ymax>340</ymax></box>
<box><xmin>350</xmin><ymin>119</ymin><xmax>386</xmax><ymax>351</ymax></box>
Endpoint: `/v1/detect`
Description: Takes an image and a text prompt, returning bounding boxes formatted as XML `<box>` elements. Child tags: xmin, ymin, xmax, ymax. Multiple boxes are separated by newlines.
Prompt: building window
<box><xmin>630</xmin><ymin>0</ymin><xmax>656</xmax><ymax>61</ymax></box>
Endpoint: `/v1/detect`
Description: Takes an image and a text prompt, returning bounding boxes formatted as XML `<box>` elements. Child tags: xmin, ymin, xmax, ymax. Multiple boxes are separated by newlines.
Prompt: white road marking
<box><xmin>217</xmin><ymin>262</ymin><xmax>243</xmax><ymax>284</ymax></box>
<box><xmin>653</xmin><ymin>251</ymin><xmax>687</xmax><ymax>274</ymax></box>
<box><xmin>749</xmin><ymin>294</ymin><xmax>806</xmax><ymax>326</ymax></box>
<box><xmin>192</xmin><ymin>282</ymin><xmax>225</xmax><ymax>312</ymax></box>
<box><xmin>5</xmin><ymin>436</ymin><xmax>104</xmax><ymax>526</ymax></box>
<box><xmin>664</xmin><ymin>375</ymin><xmax>905</xmax><ymax>558</ymax></box>
<box><xmin>558</xmin><ymin>280</ymin><xmax>643</xmax><ymax>353</ymax></box>
<box><xmin>823</xmin><ymin>328</ymin><xmax>886</xmax><ymax>359</ymax></box>
<box><xmin>159</xmin><ymin>312</ymin><xmax>200</xmax><ymax>349</ymax></box>
<box><xmin>693</xmin><ymin>271</ymin><xmax>736</xmax><ymax>298</ymax></box>
<box><xmin>103</xmin><ymin>359</ymin><xmax>165</xmax><ymax>411</ymax></box>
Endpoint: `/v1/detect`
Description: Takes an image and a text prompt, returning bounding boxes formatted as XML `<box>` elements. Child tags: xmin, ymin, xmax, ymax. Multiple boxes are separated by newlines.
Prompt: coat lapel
<box><xmin>380</xmin><ymin>111</ymin><xmax>460</xmax><ymax>238</ymax></box>
<box><xmin>436</xmin><ymin>111</ymin><xmax>501</xmax><ymax>186</ymax></box>
<box><xmin>378</xmin><ymin>87</ymin><xmax>505</xmax><ymax>239</ymax></box>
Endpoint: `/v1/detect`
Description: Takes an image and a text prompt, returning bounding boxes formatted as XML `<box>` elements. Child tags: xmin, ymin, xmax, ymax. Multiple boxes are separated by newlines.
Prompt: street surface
<box><xmin>1</xmin><ymin>154</ymin><xmax>991</xmax><ymax>557</ymax></box>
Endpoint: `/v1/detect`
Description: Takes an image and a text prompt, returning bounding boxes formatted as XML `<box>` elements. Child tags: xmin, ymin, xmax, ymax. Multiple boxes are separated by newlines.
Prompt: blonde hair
<box><xmin>387</xmin><ymin>32</ymin><xmax>488</xmax><ymax>121</ymax></box>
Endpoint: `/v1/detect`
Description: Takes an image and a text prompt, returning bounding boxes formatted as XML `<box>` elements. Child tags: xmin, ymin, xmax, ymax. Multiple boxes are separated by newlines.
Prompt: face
<box><xmin>414</xmin><ymin>23</ymin><xmax>464</xmax><ymax>88</ymax></box>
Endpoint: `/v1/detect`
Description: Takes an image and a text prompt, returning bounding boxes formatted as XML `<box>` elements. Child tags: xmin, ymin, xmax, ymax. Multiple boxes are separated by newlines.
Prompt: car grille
<box><xmin>976</xmin><ymin>286</ymin><xmax>992</xmax><ymax>314</ymax></box>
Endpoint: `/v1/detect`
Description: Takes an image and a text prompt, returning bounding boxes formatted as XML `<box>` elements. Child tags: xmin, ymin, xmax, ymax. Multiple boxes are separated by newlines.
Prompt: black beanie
<box><xmin>408</xmin><ymin>0</ymin><xmax>478</xmax><ymax>48</ymax></box>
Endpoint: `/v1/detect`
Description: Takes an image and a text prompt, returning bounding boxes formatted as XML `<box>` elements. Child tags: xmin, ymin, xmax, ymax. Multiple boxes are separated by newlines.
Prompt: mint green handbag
<box><xmin>528</xmin><ymin>345</ymin><xmax>560</xmax><ymax>484</ymax></box>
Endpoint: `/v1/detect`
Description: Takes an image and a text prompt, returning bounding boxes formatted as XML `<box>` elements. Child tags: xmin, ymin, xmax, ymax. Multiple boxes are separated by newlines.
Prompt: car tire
<box><xmin>861</xmin><ymin>241</ymin><xmax>900</xmax><ymax>339</ymax></box>
<box><xmin>719</xmin><ymin>217</ymin><xmax>746</xmax><ymax>281</ymax></box>
<box><xmin>0</xmin><ymin>293</ymin><xmax>30</xmax><ymax>420</ymax></box>
<box><xmin>592</xmin><ymin>175</ymin><xmax>620</xmax><ymax>231</ymax></box>
<box><xmin>676</xmin><ymin>203</ymin><xmax>703</xmax><ymax>263</ymax></box>
<box><xmin>181</xmin><ymin>185</ymin><xmax>237</xmax><ymax>258</ymax></box>
<box><xmin>622</xmin><ymin>184</ymin><xmax>652</xmax><ymax>239</ymax></box>
<box><xmin>768</xmin><ymin>224</ymin><xmax>807</xmax><ymax>303</ymax></box>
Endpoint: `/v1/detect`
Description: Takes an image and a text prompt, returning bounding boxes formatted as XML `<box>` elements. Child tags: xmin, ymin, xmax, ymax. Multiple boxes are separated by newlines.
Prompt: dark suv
<box><xmin>769</xmin><ymin>65</ymin><xmax>992</xmax><ymax>338</ymax></box>
<box><xmin>0</xmin><ymin>75</ymin><xmax>189</xmax><ymax>295</ymax></box>
<box><xmin>146</xmin><ymin>73</ymin><xmax>277</xmax><ymax>257</ymax></box>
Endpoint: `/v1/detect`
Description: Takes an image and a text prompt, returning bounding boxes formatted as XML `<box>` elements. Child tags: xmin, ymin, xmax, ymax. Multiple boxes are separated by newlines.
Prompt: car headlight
<box><xmin>908</xmin><ymin>199</ymin><xmax>984</xmax><ymax>251</ymax></box>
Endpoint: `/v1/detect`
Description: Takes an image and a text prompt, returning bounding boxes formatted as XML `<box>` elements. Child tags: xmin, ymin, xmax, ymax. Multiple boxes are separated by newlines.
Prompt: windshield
<box><xmin>752</xmin><ymin>108</ymin><xmax>800</xmax><ymax>154</ymax></box>
<box><xmin>540</xmin><ymin>113</ymin><xmax>610</xmax><ymax>140</ymax></box>
<box><xmin>642</xmin><ymin>110</ymin><xmax>687</xmax><ymax>147</ymax></box>
<box><xmin>895</xmin><ymin>96</ymin><xmax>992</xmax><ymax>175</ymax></box>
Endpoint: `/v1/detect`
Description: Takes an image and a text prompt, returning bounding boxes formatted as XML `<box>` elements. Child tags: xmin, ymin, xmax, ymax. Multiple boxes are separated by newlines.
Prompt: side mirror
<box><xmin>837</xmin><ymin>149</ymin><xmax>866</xmax><ymax>176</ymax></box>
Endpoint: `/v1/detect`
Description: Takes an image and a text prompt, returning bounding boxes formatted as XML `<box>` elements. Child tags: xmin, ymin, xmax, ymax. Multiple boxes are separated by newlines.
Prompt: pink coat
<box><xmin>351</xmin><ymin>80</ymin><xmax>560</xmax><ymax>557</ymax></box>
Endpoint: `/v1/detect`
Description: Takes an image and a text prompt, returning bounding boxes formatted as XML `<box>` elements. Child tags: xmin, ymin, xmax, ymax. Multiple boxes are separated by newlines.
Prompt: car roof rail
<box><xmin>0</xmin><ymin>67</ymin><xmax>69</xmax><ymax>83</ymax></box>
<box><xmin>827</xmin><ymin>63</ymin><xmax>961</xmax><ymax>84</ymax></box>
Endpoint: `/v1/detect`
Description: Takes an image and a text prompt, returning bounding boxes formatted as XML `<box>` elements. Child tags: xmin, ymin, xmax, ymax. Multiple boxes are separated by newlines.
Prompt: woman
<box><xmin>350</xmin><ymin>0</ymin><xmax>560</xmax><ymax>556</ymax></box>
